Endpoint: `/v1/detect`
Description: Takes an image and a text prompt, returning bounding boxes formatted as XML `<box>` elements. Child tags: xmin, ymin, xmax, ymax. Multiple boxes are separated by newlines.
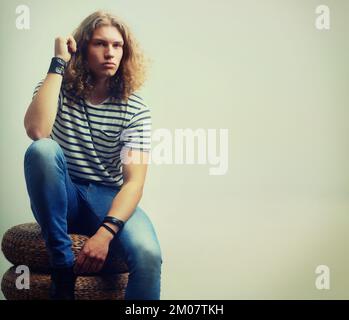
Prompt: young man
<box><xmin>23</xmin><ymin>11</ymin><xmax>162</xmax><ymax>300</ymax></box>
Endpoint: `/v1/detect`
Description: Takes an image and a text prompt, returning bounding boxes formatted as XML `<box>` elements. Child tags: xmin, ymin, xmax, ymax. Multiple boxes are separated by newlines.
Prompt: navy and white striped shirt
<box><xmin>32</xmin><ymin>80</ymin><xmax>152</xmax><ymax>188</ymax></box>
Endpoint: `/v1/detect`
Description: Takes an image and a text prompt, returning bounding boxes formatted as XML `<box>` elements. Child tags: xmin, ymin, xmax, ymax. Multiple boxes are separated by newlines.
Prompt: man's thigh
<box><xmin>103</xmin><ymin>206</ymin><xmax>162</xmax><ymax>271</ymax></box>
<box><xmin>68</xmin><ymin>182</ymin><xmax>120</xmax><ymax>235</ymax></box>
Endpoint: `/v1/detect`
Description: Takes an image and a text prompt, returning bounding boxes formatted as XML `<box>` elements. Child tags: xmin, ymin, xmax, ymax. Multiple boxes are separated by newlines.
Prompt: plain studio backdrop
<box><xmin>0</xmin><ymin>0</ymin><xmax>348</xmax><ymax>299</ymax></box>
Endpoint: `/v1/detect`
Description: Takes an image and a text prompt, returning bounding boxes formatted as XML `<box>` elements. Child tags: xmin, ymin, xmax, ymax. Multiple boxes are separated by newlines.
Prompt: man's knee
<box><xmin>134</xmin><ymin>244</ymin><xmax>163</xmax><ymax>273</ymax></box>
<box><xmin>24</xmin><ymin>138</ymin><xmax>62</xmax><ymax>163</ymax></box>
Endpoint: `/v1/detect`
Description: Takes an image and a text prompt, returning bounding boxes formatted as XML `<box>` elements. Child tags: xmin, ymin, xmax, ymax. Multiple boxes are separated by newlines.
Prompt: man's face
<box><xmin>86</xmin><ymin>25</ymin><xmax>124</xmax><ymax>82</ymax></box>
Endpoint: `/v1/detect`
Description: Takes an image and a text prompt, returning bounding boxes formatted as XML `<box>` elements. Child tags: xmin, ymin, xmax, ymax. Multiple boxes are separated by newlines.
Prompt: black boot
<box><xmin>50</xmin><ymin>266</ymin><xmax>77</xmax><ymax>300</ymax></box>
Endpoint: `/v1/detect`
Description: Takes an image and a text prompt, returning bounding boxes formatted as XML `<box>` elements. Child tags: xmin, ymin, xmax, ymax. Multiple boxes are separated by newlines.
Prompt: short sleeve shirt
<box><xmin>32</xmin><ymin>80</ymin><xmax>152</xmax><ymax>187</ymax></box>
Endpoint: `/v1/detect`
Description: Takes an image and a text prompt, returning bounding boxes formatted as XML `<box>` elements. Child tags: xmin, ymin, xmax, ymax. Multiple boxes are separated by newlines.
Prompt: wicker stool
<box><xmin>1</xmin><ymin>223</ymin><xmax>129</xmax><ymax>300</ymax></box>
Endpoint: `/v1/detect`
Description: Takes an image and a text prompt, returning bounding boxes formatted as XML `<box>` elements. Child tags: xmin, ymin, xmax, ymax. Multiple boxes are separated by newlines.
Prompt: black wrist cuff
<box><xmin>48</xmin><ymin>57</ymin><xmax>67</xmax><ymax>76</ymax></box>
<box><xmin>103</xmin><ymin>216</ymin><xmax>125</xmax><ymax>231</ymax></box>
<box><xmin>101</xmin><ymin>223</ymin><xmax>116</xmax><ymax>237</ymax></box>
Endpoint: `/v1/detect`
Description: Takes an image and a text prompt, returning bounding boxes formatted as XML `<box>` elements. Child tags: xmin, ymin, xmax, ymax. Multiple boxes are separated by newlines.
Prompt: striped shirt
<box><xmin>32</xmin><ymin>80</ymin><xmax>152</xmax><ymax>188</ymax></box>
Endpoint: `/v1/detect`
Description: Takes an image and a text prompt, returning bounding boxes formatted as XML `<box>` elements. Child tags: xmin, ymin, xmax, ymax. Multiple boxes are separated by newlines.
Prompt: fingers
<box><xmin>75</xmin><ymin>253</ymin><xmax>93</xmax><ymax>274</ymax></box>
<box><xmin>74</xmin><ymin>251</ymin><xmax>87</xmax><ymax>274</ymax></box>
<box><xmin>86</xmin><ymin>255</ymin><xmax>106</xmax><ymax>274</ymax></box>
<box><xmin>74</xmin><ymin>252</ymin><xmax>105</xmax><ymax>274</ymax></box>
<box><xmin>74</xmin><ymin>238</ymin><xmax>108</xmax><ymax>274</ymax></box>
<box><xmin>82</xmin><ymin>257</ymin><xmax>94</xmax><ymax>274</ymax></box>
<box><xmin>66</xmin><ymin>35</ymin><xmax>77</xmax><ymax>53</ymax></box>
<box><xmin>89</xmin><ymin>258</ymin><xmax>104</xmax><ymax>274</ymax></box>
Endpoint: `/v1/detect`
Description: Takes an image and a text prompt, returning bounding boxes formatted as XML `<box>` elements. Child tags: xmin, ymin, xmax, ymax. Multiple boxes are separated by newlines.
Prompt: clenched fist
<box><xmin>74</xmin><ymin>227</ymin><xmax>114</xmax><ymax>274</ymax></box>
<box><xmin>54</xmin><ymin>35</ymin><xmax>77</xmax><ymax>63</ymax></box>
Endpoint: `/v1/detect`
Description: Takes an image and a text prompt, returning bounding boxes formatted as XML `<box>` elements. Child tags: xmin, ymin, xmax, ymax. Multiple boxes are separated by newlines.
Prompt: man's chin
<box><xmin>103</xmin><ymin>70</ymin><xmax>117</xmax><ymax>77</ymax></box>
<box><xmin>94</xmin><ymin>71</ymin><xmax>117</xmax><ymax>82</ymax></box>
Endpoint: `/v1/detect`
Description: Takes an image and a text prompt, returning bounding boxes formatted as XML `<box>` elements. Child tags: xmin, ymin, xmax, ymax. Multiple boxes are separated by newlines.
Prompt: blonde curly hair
<box><xmin>63</xmin><ymin>10</ymin><xmax>149</xmax><ymax>101</ymax></box>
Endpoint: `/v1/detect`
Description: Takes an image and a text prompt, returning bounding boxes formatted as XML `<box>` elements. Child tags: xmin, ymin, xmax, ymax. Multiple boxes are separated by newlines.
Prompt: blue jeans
<box><xmin>23</xmin><ymin>138</ymin><xmax>163</xmax><ymax>300</ymax></box>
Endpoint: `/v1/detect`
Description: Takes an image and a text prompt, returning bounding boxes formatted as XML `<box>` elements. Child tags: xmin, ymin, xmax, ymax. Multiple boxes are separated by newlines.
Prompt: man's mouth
<box><xmin>102</xmin><ymin>63</ymin><xmax>116</xmax><ymax>68</ymax></box>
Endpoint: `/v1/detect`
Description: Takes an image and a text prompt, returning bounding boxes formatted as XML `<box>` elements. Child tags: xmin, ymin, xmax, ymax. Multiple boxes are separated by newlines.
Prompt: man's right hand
<box><xmin>54</xmin><ymin>35</ymin><xmax>77</xmax><ymax>63</ymax></box>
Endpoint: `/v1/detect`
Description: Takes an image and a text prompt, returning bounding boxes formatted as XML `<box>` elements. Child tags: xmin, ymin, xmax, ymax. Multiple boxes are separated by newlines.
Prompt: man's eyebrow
<box><xmin>92</xmin><ymin>38</ymin><xmax>124</xmax><ymax>44</ymax></box>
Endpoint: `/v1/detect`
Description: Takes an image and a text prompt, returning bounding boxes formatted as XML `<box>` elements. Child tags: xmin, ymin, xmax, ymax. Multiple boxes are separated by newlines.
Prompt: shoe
<box><xmin>50</xmin><ymin>266</ymin><xmax>77</xmax><ymax>300</ymax></box>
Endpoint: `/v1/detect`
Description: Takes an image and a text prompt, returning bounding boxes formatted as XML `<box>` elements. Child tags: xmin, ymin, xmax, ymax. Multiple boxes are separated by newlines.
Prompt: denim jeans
<box><xmin>23</xmin><ymin>138</ymin><xmax>162</xmax><ymax>300</ymax></box>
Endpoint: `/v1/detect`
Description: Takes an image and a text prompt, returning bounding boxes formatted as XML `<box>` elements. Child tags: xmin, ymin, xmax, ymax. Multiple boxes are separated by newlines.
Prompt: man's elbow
<box><xmin>25</xmin><ymin>127</ymin><xmax>50</xmax><ymax>141</ymax></box>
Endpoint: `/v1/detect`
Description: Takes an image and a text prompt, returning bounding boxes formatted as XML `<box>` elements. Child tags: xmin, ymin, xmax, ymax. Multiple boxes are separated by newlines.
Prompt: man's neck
<box><xmin>91</xmin><ymin>77</ymin><xmax>110</xmax><ymax>98</ymax></box>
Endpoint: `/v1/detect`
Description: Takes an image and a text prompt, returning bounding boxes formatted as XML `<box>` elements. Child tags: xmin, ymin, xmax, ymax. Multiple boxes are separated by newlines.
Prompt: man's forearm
<box><xmin>96</xmin><ymin>181</ymin><xmax>144</xmax><ymax>238</ymax></box>
<box><xmin>24</xmin><ymin>73</ymin><xmax>62</xmax><ymax>140</ymax></box>
<box><xmin>76</xmin><ymin>181</ymin><xmax>144</xmax><ymax>273</ymax></box>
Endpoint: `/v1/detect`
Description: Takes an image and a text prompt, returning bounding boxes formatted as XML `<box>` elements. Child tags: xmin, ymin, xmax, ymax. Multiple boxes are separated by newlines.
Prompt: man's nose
<box><xmin>105</xmin><ymin>45</ymin><xmax>115</xmax><ymax>58</ymax></box>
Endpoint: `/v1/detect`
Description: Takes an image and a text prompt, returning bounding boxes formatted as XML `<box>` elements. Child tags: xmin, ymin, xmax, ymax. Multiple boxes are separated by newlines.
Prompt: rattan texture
<box><xmin>1</xmin><ymin>266</ymin><xmax>128</xmax><ymax>300</ymax></box>
<box><xmin>1</xmin><ymin>223</ymin><xmax>128</xmax><ymax>273</ymax></box>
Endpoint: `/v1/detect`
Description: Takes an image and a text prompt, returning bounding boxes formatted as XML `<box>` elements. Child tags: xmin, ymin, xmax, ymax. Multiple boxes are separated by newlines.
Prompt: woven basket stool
<box><xmin>2</xmin><ymin>266</ymin><xmax>128</xmax><ymax>300</ymax></box>
<box><xmin>1</xmin><ymin>223</ymin><xmax>129</xmax><ymax>300</ymax></box>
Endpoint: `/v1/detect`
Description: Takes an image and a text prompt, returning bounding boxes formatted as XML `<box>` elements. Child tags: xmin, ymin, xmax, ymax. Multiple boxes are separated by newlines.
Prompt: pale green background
<box><xmin>0</xmin><ymin>0</ymin><xmax>348</xmax><ymax>299</ymax></box>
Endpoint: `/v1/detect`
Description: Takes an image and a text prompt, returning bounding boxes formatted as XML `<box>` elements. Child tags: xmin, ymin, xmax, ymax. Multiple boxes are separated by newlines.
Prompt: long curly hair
<box><xmin>63</xmin><ymin>10</ymin><xmax>149</xmax><ymax>101</ymax></box>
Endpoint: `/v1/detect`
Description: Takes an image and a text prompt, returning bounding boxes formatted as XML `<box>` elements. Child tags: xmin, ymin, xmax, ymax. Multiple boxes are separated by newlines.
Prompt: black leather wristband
<box><xmin>103</xmin><ymin>216</ymin><xmax>125</xmax><ymax>230</ymax></box>
<box><xmin>101</xmin><ymin>223</ymin><xmax>116</xmax><ymax>237</ymax></box>
<box><xmin>48</xmin><ymin>57</ymin><xmax>67</xmax><ymax>76</ymax></box>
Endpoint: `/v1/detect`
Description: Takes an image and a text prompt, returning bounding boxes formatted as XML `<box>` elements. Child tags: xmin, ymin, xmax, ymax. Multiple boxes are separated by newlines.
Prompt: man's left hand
<box><xmin>74</xmin><ymin>230</ymin><xmax>113</xmax><ymax>274</ymax></box>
